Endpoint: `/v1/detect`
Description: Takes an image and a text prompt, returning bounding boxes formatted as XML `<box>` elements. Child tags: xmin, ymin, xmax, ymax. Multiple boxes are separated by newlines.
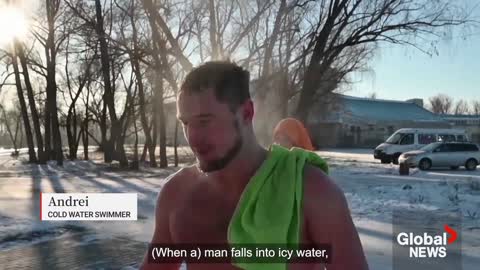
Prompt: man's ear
<box><xmin>241</xmin><ymin>100</ymin><xmax>254</xmax><ymax>123</ymax></box>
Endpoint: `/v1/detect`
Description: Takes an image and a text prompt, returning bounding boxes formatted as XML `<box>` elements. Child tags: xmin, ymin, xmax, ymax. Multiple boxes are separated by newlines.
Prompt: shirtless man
<box><xmin>140</xmin><ymin>61</ymin><xmax>369</xmax><ymax>270</ymax></box>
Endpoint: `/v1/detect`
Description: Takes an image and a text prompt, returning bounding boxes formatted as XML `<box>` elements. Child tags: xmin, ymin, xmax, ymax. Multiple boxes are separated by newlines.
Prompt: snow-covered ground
<box><xmin>318</xmin><ymin>149</ymin><xmax>480</xmax><ymax>269</ymax></box>
<box><xmin>0</xmin><ymin>148</ymin><xmax>479</xmax><ymax>269</ymax></box>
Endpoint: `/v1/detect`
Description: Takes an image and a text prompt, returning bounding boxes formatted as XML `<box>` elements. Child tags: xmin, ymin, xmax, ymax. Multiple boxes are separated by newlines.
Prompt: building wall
<box><xmin>335</xmin><ymin>123</ymin><xmax>388</xmax><ymax>148</ymax></box>
<box><xmin>446</xmin><ymin>119</ymin><xmax>480</xmax><ymax>143</ymax></box>
<box><xmin>309</xmin><ymin>120</ymin><xmax>452</xmax><ymax>148</ymax></box>
<box><xmin>452</xmin><ymin>125</ymin><xmax>480</xmax><ymax>143</ymax></box>
<box><xmin>308</xmin><ymin>123</ymin><xmax>341</xmax><ymax>148</ymax></box>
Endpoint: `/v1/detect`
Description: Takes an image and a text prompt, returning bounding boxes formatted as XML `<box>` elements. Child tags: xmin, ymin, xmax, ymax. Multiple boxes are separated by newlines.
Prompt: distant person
<box><xmin>140</xmin><ymin>61</ymin><xmax>368</xmax><ymax>270</ymax></box>
<box><xmin>273</xmin><ymin>117</ymin><xmax>315</xmax><ymax>151</ymax></box>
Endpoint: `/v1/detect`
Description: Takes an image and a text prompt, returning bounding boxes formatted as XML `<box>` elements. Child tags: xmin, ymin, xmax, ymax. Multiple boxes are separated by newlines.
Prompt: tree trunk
<box><xmin>13</xmin><ymin>113</ymin><xmax>21</xmax><ymax>153</ymax></box>
<box><xmin>129</xmin><ymin>5</ymin><xmax>156</xmax><ymax>167</ymax></box>
<box><xmin>45</xmin><ymin>0</ymin><xmax>63</xmax><ymax>166</ymax></box>
<box><xmin>66</xmin><ymin>114</ymin><xmax>75</xmax><ymax>160</ymax></box>
<box><xmin>11</xmin><ymin>45</ymin><xmax>36</xmax><ymax>162</ymax></box>
<box><xmin>116</xmin><ymin>92</ymin><xmax>138</xmax><ymax>168</ymax></box>
<box><xmin>142</xmin><ymin>0</ymin><xmax>193</xmax><ymax>72</ymax></box>
<box><xmin>19</xmin><ymin>121</ymin><xmax>24</xmax><ymax>149</ymax></box>
<box><xmin>74</xmin><ymin>122</ymin><xmax>83</xmax><ymax>153</ymax></box>
<box><xmin>174</xmin><ymin>118</ymin><xmax>179</xmax><ymax>167</ymax></box>
<box><xmin>131</xmin><ymin>111</ymin><xmax>139</xmax><ymax>170</ymax></box>
<box><xmin>95</xmin><ymin>0</ymin><xmax>125</xmax><ymax>165</ymax></box>
<box><xmin>140</xmin><ymin>144</ymin><xmax>148</xmax><ymax>162</ymax></box>
<box><xmin>82</xmin><ymin>118</ymin><xmax>89</xmax><ymax>160</ymax></box>
<box><xmin>15</xmin><ymin>42</ymin><xmax>45</xmax><ymax>163</ymax></box>
<box><xmin>152</xmin><ymin>86</ymin><xmax>159</xmax><ymax>167</ymax></box>
<box><xmin>294</xmin><ymin>62</ymin><xmax>321</xmax><ymax>122</ymax></box>
<box><xmin>131</xmin><ymin>56</ymin><xmax>155</xmax><ymax>167</ymax></box>
<box><xmin>144</xmin><ymin>0</ymin><xmax>178</xmax><ymax>168</ymax></box>
<box><xmin>158</xmin><ymin>111</ymin><xmax>167</xmax><ymax>167</ymax></box>
<box><xmin>261</xmin><ymin>0</ymin><xmax>286</xmax><ymax>78</ymax></box>
<box><xmin>66</xmin><ymin>88</ymin><xmax>84</xmax><ymax>160</ymax></box>
<box><xmin>49</xmin><ymin>78</ymin><xmax>63</xmax><ymax>166</ymax></box>
<box><xmin>157</xmin><ymin>78</ymin><xmax>167</xmax><ymax>168</ymax></box>
<box><xmin>100</xmin><ymin>97</ymin><xmax>107</xmax><ymax>153</ymax></box>
<box><xmin>208</xmin><ymin>0</ymin><xmax>219</xmax><ymax>60</ymax></box>
<box><xmin>44</xmin><ymin>100</ymin><xmax>51</xmax><ymax>159</ymax></box>
<box><xmin>66</xmin><ymin>109</ymin><xmax>82</xmax><ymax>160</ymax></box>
<box><xmin>72</xmin><ymin>108</ymin><xmax>78</xmax><ymax>159</ymax></box>
<box><xmin>114</xmin><ymin>121</ymin><xmax>129</xmax><ymax>167</ymax></box>
<box><xmin>1</xmin><ymin>106</ymin><xmax>19</xmax><ymax>154</ymax></box>
<box><xmin>47</xmin><ymin>64</ymin><xmax>63</xmax><ymax>165</ymax></box>
<box><xmin>294</xmin><ymin>60</ymin><xmax>338</xmax><ymax>123</ymax></box>
<box><xmin>83</xmin><ymin>86</ymin><xmax>90</xmax><ymax>160</ymax></box>
<box><xmin>151</xmin><ymin>113</ymin><xmax>158</xmax><ymax>163</ymax></box>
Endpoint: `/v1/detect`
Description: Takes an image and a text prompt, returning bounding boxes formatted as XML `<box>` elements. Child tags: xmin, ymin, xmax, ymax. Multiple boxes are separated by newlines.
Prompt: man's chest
<box><xmin>170</xmin><ymin>185</ymin><xmax>239</xmax><ymax>244</ymax></box>
<box><xmin>167</xmin><ymin>180</ymin><xmax>316</xmax><ymax>270</ymax></box>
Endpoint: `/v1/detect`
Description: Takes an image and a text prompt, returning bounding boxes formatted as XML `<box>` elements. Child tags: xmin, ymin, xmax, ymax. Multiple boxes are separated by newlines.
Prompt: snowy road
<box><xmin>0</xmin><ymin>149</ymin><xmax>479</xmax><ymax>269</ymax></box>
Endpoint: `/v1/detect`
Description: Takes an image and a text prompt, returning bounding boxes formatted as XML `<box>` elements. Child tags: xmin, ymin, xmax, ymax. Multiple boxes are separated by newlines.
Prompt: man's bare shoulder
<box><xmin>156</xmin><ymin>165</ymin><xmax>199</xmax><ymax>206</ymax></box>
<box><xmin>303</xmin><ymin>164</ymin><xmax>343</xmax><ymax>200</ymax></box>
<box><xmin>165</xmin><ymin>165</ymin><xmax>199</xmax><ymax>186</ymax></box>
<box><xmin>302</xmin><ymin>165</ymin><xmax>369</xmax><ymax>269</ymax></box>
<box><xmin>302</xmin><ymin>164</ymin><xmax>349</xmax><ymax>221</ymax></box>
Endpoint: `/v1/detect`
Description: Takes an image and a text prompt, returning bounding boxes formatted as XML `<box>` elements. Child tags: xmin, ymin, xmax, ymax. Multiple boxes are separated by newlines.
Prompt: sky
<box><xmin>350</xmin><ymin>14</ymin><xmax>480</xmax><ymax>103</ymax></box>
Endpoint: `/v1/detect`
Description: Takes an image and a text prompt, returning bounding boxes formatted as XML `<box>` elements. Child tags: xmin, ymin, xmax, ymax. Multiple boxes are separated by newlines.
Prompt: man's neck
<box><xmin>207</xmin><ymin>142</ymin><xmax>268</xmax><ymax>195</ymax></box>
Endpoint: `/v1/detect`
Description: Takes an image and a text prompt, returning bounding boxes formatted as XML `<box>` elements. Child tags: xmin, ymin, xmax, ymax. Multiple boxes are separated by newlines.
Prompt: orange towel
<box><xmin>273</xmin><ymin>118</ymin><xmax>315</xmax><ymax>151</ymax></box>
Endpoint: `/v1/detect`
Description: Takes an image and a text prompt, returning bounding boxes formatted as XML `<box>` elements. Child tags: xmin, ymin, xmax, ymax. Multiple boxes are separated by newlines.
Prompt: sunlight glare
<box><xmin>0</xmin><ymin>6</ymin><xmax>29</xmax><ymax>46</ymax></box>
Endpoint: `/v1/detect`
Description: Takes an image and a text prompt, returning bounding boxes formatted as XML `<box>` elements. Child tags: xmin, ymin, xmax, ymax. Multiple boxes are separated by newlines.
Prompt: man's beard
<box><xmin>198</xmin><ymin>120</ymin><xmax>243</xmax><ymax>173</ymax></box>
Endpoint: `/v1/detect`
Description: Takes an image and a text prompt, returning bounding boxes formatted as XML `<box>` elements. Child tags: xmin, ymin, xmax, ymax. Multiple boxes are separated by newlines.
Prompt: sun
<box><xmin>0</xmin><ymin>6</ymin><xmax>28</xmax><ymax>46</ymax></box>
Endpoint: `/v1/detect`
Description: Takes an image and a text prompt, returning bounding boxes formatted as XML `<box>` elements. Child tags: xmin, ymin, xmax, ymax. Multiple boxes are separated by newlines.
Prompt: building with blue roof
<box><xmin>439</xmin><ymin>114</ymin><xmax>480</xmax><ymax>143</ymax></box>
<box><xmin>308</xmin><ymin>94</ymin><xmax>453</xmax><ymax>147</ymax></box>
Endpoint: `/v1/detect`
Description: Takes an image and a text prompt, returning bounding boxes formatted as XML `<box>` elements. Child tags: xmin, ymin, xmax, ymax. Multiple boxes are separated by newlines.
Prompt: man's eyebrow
<box><xmin>177</xmin><ymin>114</ymin><xmax>213</xmax><ymax>123</ymax></box>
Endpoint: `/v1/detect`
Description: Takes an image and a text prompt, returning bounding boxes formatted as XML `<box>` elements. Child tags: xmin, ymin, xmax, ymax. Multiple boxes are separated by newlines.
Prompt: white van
<box><xmin>374</xmin><ymin>128</ymin><xmax>468</xmax><ymax>164</ymax></box>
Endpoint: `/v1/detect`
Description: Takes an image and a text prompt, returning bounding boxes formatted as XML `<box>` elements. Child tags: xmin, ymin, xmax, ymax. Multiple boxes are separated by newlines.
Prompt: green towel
<box><xmin>227</xmin><ymin>144</ymin><xmax>329</xmax><ymax>270</ymax></box>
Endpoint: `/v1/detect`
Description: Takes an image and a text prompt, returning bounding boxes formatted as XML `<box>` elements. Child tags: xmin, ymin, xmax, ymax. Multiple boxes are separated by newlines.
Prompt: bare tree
<box><xmin>65</xmin><ymin>0</ymin><xmax>130</xmax><ymax>167</ymax></box>
<box><xmin>81</xmin><ymin>76</ymin><xmax>95</xmax><ymax>160</ymax></box>
<box><xmin>6</xmin><ymin>0</ymin><xmax>462</xmax><ymax>170</ymax></box>
<box><xmin>471</xmin><ymin>100</ymin><xmax>480</xmax><ymax>115</ymax></box>
<box><xmin>143</xmin><ymin>0</ymin><xmax>188</xmax><ymax>168</ymax></box>
<box><xmin>454</xmin><ymin>99</ymin><xmax>470</xmax><ymax>115</ymax></box>
<box><xmin>10</xmin><ymin>42</ymin><xmax>37</xmax><ymax>162</ymax></box>
<box><xmin>293</xmin><ymin>0</ymin><xmax>472</xmax><ymax>122</ymax></box>
<box><xmin>367</xmin><ymin>92</ymin><xmax>377</xmax><ymax>99</ymax></box>
<box><xmin>116</xmin><ymin>0</ymin><xmax>158</xmax><ymax>167</ymax></box>
<box><xmin>429</xmin><ymin>94</ymin><xmax>453</xmax><ymax>114</ymax></box>
<box><xmin>14</xmin><ymin>42</ymin><xmax>46</xmax><ymax>163</ymax></box>
<box><xmin>79</xmin><ymin>70</ymin><xmax>102</xmax><ymax>160</ymax></box>
<box><xmin>131</xmin><ymin>106</ymin><xmax>140</xmax><ymax>170</ymax></box>
<box><xmin>63</xmin><ymin>36</ymin><xmax>95</xmax><ymax>161</ymax></box>
<box><xmin>95</xmin><ymin>0</ymin><xmax>122</xmax><ymax>164</ymax></box>
<box><xmin>31</xmin><ymin>0</ymin><xmax>70</xmax><ymax>165</ymax></box>
<box><xmin>0</xmin><ymin>103</ymin><xmax>23</xmax><ymax>156</ymax></box>
<box><xmin>208</xmin><ymin>0</ymin><xmax>220</xmax><ymax>60</ymax></box>
<box><xmin>142</xmin><ymin>0</ymin><xmax>193</xmax><ymax>72</ymax></box>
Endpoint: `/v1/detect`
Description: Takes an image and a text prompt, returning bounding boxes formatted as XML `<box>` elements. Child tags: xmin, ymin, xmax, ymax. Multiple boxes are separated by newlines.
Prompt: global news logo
<box><xmin>396</xmin><ymin>224</ymin><xmax>457</xmax><ymax>258</ymax></box>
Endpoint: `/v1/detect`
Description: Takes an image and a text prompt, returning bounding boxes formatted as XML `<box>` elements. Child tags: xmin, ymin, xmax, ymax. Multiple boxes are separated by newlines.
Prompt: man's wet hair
<box><xmin>180</xmin><ymin>61</ymin><xmax>250</xmax><ymax>111</ymax></box>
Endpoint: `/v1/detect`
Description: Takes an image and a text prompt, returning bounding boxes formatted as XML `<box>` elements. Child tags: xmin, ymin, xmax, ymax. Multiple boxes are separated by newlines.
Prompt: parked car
<box><xmin>374</xmin><ymin>128</ymin><xmax>468</xmax><ymax>164</ymax></box>
<box><xmin>398</xmin><ymin>142</ymin><xmax>480</xmax><ymax>170</ymax></box>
